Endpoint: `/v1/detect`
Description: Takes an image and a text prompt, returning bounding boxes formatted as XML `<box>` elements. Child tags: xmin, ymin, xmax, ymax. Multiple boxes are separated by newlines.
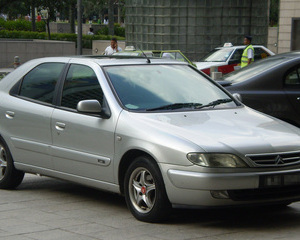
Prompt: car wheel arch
<box><xmin>118</xmin><ymin>149</ymin><xmax>161</xmax><ymax>195</ymax></box>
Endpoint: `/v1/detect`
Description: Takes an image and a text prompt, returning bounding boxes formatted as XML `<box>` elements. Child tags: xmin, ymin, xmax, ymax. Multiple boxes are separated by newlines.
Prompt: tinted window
<box><xmin>61</xmin><ymin>64</ymin><xmax>103</xmax><ymax>109</ymax></box>
<box><xmin>285</xmin><ymin>66</ymin><xmax>300</xmax><ymax>85</ymax></box>
<box><xmin>19</xmin><ymin>63</ymin><xmax>65</xmax><ymax>104</ymax></box>
<box><xmin>230</xmin><ymin>49</ymin><xmax>243</xmax><ymax>64</ymax></box>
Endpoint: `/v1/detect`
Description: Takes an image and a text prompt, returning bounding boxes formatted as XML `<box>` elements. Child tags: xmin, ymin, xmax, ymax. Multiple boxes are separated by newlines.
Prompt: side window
<box><xmin>254</xmin><ymin>48</ymin><xmax>270</xmax><ymax>61</ymax></box>
<box><xmin>230</xmin><ymin>49</ymin><xmax>243</xmax><ymax>64</ymax></box>
<box><xmin>175</xmin><ymin>52</ymin><xmax>189</xmax><ymax>63</ymax></box>
<box><xmin>162</xmin><ymin>52</ymin><xmax>176</xmax><ymax>59</ymax></box>
<box><xmin>61</xmin><ymin>64</ymin><xmax>103</xmax><ymax>109</ymax></box>
<box><xmin>285</xmin><ymin>66</ymin><xmax>300</xmax><ymax>85</ymax></box>
<box><xmin>19</xmin><ymin>63</ymin><xmax>65</xmax><ymax>104</ymax></box>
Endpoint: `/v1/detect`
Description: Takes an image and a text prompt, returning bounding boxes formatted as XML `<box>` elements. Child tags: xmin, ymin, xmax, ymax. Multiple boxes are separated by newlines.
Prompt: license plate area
<box><xmin>260</xmin><ymin>174</ymin><xmax>300</xmax><ymax>188</ymax></box>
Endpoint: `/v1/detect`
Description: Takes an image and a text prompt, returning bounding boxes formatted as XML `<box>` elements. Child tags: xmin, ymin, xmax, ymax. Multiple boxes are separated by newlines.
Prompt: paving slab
<box><xmin>1</xmin><ymin>174</ymin><xmax>300</xmax><ymax>240</ymax></box>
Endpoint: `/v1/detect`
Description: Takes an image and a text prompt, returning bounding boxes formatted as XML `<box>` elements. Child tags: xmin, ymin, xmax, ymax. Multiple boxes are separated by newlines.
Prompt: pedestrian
<box><xmin>103</xmin><ymin>16</ymin><xmax>109</xmax><ymax>25</ymax></box>
<box><xmin>37</xmin><ymin>13</ymin><xmax>41</xmax><ymax>22</ymax></box>
<box><xmin>241</xmin><ymin>35</ymin><xmax>254</xmax><ymax>68</ymax></box>
<box><xmin>104</xmin><ymin>38</ymin><xmax>122</xmax><ymax>55</ymax></box>
<box><xmin>87</xmin><ymin>27</ymin><xmax>94</xmax><ymax>35</ymax></box>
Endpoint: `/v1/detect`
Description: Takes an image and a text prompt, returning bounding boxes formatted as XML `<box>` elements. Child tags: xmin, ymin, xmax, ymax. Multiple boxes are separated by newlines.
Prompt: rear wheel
<box><xmin>0</xmin><ymin>139</ymin><xmax>24</xmax><ymax>189</ymax></box>
<box><xmin>124</xmin><ymin>155</ymin><xmax>171</xmax><ymax>222</ymax></box>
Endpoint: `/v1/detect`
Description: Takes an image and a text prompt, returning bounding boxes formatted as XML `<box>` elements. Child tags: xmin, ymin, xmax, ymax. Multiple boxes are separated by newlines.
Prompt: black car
<box><xmin>218</xmin><ymin>51</ymin><xmax>300</xmax><ymax>127</ymax></box>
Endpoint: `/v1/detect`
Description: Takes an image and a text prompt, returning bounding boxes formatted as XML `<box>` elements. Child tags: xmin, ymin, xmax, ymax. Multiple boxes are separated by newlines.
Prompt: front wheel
<box><xmin>0</xmin><ymin>139</ymin><xmax>24</xmax><ymax>189</ymax></box>
<box><xmin>124</xmin><ymin>155</ymin><xmax>171</xmax><ymax>222</ymax></box>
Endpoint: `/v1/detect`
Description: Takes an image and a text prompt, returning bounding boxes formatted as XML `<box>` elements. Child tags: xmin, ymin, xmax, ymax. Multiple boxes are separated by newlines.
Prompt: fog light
<box><xmin>211</xmin><ymin>190</ymin><xmax>229</xmax><ymax>199</ymax></box>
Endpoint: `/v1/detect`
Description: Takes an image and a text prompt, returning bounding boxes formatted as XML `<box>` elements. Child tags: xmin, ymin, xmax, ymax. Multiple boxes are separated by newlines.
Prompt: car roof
<box><xmin>82</xmin><ymin>55</ymin><xmax>187</xmax><ymax>65</ymax></box>
<box><xmin>19</xmin><ymin>55</ymin><xmax>189</xmax><ymax>67</ymax></box>
<box><xmin>215</xmin><ymin>45</ymin><xmax>269</xmax><ymax>50</ymax></box>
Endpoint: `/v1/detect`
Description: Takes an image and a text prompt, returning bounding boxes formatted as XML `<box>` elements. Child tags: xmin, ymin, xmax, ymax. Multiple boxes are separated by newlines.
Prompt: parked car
<box><xmin>218</xmin><ymin>51</ymin><xmax>300</xmax><ymax>127</ymax></box>
<box><xmin>0</xmin><ymin>68</ymin><xmax>13</xmax><ymax>80</ymax></box>
<box><xmin>195</xmin><ymin>43</ymin><xmax>275</xmax><ymax>75</ymax></box>
<box><xmin>1</xmin><ymin>56</ymin><xmax>300</xmax><ymax>223</ymax></box>
<box><xmin>113</xmin><ymin>47</ymin><xmax>196</xmax><ymax>66</ymax></box>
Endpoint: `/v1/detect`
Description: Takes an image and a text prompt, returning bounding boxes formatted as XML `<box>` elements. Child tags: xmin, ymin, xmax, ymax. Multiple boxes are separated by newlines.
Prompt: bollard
<box><xmin>14</xmin><ymin>56</ymin><xmax>20</xmax><ymax>69</ymax></box>
<box><xmin>211</xmin><ymin>72</ymin><xmax>222</xmax><ymax>80</ymax></box>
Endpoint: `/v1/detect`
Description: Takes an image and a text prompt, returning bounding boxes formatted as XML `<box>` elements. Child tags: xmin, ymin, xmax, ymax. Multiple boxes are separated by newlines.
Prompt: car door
<box><xmin>284</xmin><ymin>65</ymin><xmax>300</xmax><ymax>126</ymax></box>
<box><xmin>51</xmin><ymin>63</ymin><xmax>116</xmax><ymax>183</ymax></box>
<box><xmin>1</xmin><ymin>62</ymin><xmax>65</xmax><ymax>169</ymax></box>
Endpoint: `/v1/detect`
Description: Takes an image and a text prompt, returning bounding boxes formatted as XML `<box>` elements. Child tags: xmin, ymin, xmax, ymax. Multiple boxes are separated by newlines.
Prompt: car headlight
<box><xmin>186</xmin><ymin>153</ymin><xmax>248</xmax><ymax>168</ymax></box>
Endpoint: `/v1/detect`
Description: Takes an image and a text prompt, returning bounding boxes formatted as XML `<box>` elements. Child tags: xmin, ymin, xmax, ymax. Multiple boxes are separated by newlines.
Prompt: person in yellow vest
<box><xmin>241</xmin><ymin>35</ymin><xmax>254</xmax><ymax>68</ymax></box>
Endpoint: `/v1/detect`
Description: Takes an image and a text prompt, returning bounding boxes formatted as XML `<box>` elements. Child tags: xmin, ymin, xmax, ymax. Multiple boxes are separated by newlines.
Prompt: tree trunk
<box><xmin>69</xmin><ymin>3</ymin><xmax>75</xmax><ymax>33</ymax></box>
<box><xmin>108</xmin><ymin>0</ymin><xmax>114</xmax><ymax>36</ymax></box>
<box><xmin>31</xmin><ymin>3</ymin><xmax>36</xmax><ymax>31</ymax></box>
<box><xmin>45</xmin><ymin>19</ymin><xmax>51</xmax><ymax>40</ymax></box>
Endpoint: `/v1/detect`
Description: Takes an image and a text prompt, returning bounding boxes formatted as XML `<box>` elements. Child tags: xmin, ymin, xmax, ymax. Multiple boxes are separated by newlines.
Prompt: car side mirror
<box><xmin>77</xmin><ymin>99</ymin><xmax>111</xmax><ymax>119</ymax></box>
<box><xmin>232</xmin><ymin>93</ymin><xmax>242</xmax><ymax>102</ymax></box>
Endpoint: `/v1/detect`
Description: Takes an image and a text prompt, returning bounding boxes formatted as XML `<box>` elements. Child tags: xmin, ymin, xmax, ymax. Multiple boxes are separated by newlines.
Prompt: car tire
<box><xmin>124</xmin><ymin>155</ymin><xmax>171</xmax><ymax>222</ymax></box>
<box><xmin>0</xmin><ymin>139</ymin><xmax>24</xmax><ymax>189</ymax></box>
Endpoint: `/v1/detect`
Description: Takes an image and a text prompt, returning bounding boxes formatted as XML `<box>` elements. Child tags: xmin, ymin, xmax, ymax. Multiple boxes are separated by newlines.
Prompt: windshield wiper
<box><xmin>195</xmin><ymin>98</ymin><xmax>233</xmax><ymax>109</ymax></box>
<box><xmin>146</xmin><ymin>103</ymin><xmax>202</xmax><ymax>111</ymax></box>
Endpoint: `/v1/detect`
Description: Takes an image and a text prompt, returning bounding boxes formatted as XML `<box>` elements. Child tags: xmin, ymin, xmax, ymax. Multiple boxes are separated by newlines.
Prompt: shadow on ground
<box><xmin>17</xmin><ymin>174</ymin><xmax>300</xmax><ymax>229</ymax></box>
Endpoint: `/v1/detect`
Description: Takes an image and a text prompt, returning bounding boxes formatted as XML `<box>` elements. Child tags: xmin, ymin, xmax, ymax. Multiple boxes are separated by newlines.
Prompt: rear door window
<box><xmin>19</xmin><ymin>63</ymin><xmax>65</xmax><ymax>104</ymax></box>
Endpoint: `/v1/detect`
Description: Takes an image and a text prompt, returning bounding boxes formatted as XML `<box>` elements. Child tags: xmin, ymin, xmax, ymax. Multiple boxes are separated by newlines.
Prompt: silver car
<box><xmin>0</xmin><ymin>56</ymin><xmax>300</xmax><ymax>222</ymax></box>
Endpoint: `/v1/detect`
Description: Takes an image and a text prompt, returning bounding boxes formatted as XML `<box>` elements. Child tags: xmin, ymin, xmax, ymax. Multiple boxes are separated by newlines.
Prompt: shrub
<box><xmin>0</xmin><ymin>19</ymin><xmax>46</xmax><ymax>32</ymax></box>
<box><xmin>96</xmin><ymin>24</ymin><xmax>125</xmax><ymax>37</ymax></box>
<box><xmin>0</xmin><ymin>30</ymin><xmax>125</xmax><ymax>49</ymax></box>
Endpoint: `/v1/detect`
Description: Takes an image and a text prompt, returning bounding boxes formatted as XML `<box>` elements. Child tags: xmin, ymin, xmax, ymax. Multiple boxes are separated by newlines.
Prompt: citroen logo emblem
<box><xmin>275</xmin><ymin>155</ymin><xmax>285</xmax><ymax>165</ymax></box>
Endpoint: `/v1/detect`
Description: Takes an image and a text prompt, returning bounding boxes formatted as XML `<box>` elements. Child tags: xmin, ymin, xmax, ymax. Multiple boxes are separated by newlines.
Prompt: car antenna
<box><xmin>137</xmin><ymin>46</ymin><xmax>151</xmax><ymax>64</ymax></box>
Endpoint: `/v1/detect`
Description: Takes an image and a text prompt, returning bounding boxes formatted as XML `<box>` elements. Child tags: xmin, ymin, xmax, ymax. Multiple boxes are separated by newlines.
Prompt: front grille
<box><xmin>228</xmin><ymin>186</ymin><xmax>300</xmax><ymax>201</ymax></box>
<box><xmin>246</xmin><ymin>152</ymin><xmax>300</xmax><ymax>167</ymax></box>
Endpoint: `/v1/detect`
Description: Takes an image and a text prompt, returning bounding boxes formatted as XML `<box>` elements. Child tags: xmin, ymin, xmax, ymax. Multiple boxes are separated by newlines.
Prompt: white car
<box><xmin>195</xmin><ymin>43</ymin><xmax>275</xmax><ymax>75</ymax></box>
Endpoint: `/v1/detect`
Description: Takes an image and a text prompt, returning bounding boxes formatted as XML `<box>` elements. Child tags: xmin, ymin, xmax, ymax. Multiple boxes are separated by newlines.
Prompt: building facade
<box><xmin>125</xmin><ymin>0</ymin><xmax>269</xmax><ymax>61</ymax></box>
<box><xmin>277</xmin><ymin>0</ymin><xmax>300</xmax><ymax>53</ymax></box>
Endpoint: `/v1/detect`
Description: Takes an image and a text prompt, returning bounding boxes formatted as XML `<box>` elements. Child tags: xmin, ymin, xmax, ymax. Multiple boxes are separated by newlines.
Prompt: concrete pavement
<box><xmin>1</xmin><ymin>174</ymin><xmax>300</xmax><ymax>240</ymax></box>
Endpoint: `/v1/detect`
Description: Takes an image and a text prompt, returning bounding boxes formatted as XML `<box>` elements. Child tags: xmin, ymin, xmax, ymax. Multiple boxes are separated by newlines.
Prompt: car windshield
<box><xmin>200</xmin><ymin>48</ymin><xmax>234</xmax><ymax>62</ymax></box>
<box><xmin>104</xmin><ymin>64</ymin><xmax>236</xmax><ymax>111</ymax></box>
<box><xmin>221</xmin><ymin>57</ymin><xmax>288</xmax><ymax>83</ymax></box>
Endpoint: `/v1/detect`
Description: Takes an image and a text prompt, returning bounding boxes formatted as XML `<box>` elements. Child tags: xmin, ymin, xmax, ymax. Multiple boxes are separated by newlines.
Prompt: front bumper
<box><xmin>162</xmin><ymin>165</ymin><xmax>300</xmax><ymax>207</ymax></box>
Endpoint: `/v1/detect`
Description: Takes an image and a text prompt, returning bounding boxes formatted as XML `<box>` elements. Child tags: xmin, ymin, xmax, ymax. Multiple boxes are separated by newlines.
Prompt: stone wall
<box><xmin>49</xmin><ymin>22</ymin><xmax>105</xmax><ymax>35</ymax></box>
<box><xmin>0</xmin><ymin>40</ymin><xmax>75</xmax><ymax>68</ymax></box>
<box><xmin>268</xmin><ymin>27</ymin><xmax>278</xmax><ymax>53</ymax></box>
<box><xmin>125</xmin><ymin>0</ymin><xmax>269</xmax><ymax>61</ymax></box>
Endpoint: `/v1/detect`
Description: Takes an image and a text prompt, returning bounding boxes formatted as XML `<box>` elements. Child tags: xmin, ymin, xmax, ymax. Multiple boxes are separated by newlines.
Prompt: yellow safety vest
<box><xmin>241</xmin><ymin>45</ymin><xmax>254</xmax><ymax>68</ymax></box>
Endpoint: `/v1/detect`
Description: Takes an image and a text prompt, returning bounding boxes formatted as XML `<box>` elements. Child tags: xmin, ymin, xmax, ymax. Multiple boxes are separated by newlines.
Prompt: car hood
<box><xmin>129</xmin><ymin>107</ymin><xmax>300</xmax><ymax>155</ymax></box>
<box><xmin>194</xmin><ymin>62</ymin><xmax>226</xmax><ymax>70</ymax></box>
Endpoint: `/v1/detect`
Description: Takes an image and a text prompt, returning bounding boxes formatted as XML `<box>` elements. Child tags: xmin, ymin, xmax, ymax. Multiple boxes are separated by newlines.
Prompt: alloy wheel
<box><xmin>128</xmin><ymin>167</ymin><xmax>156</xmax><ymax>213</ymax></box>
<box><xmin>0</xmin><ymin>145</ymin><xmax>7</xmax><ymax>180</ymax></box>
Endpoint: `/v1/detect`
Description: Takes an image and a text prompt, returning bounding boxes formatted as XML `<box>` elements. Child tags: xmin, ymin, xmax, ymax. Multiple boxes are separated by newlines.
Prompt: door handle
<box><xmin>55</xmin><ymin>122</ymin><xmax>66</xmax><ymax>131</ymax></box>
<box><xmin>5</xmin><ymin>111</ymin><xmax>15</xmax><ymax>119</ymax></box>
